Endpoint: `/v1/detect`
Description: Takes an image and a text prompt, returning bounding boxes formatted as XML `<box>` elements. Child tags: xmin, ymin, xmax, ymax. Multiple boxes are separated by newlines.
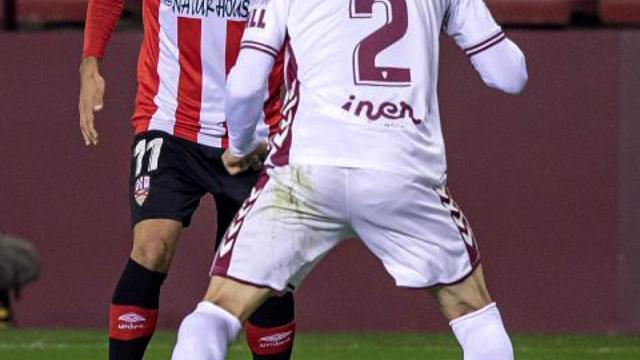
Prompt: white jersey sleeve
<box><xmin>226</xmin><ymin>53</ymin><xmax>276</xmax><ymax>157</ymax></box>
<box><xmin>226</xmin><ymin>0</ymin><xmax>291</xmax><ymax>157</ymax></box>
<box><xmin>240</xmin><ymin>0</ymin><xmax>290</xmax><ymax>59</ymax></box>
<box><xmin>444</xmin><ymin>0</ymin><xmax>502</xmax><ymax>50</ymax></box>
<box><xmin>470</xmin><ymin>39</ymin><xmax>528</xmax><ymax>94</ymax></box>
<box><xmin>445</xmin><ymin>0</ymin><xmax>527</xmax><ymax>94</ymax></box>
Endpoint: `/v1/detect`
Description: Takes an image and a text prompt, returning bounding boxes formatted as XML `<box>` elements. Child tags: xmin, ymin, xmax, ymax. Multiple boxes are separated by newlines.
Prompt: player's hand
<box><xmin>79</xmin><ymin>57</ymin><xmax>105</xmax><ymax>146</ymax></box>
<box><xmin>222</xmin><ymin>142</ymin><xmax>268</xmax><ymax>176</ymax></box>
<box><xmin>250</xmin><ymin>141</ymin><xmax>269</xmax><ymax>171</ymax></box>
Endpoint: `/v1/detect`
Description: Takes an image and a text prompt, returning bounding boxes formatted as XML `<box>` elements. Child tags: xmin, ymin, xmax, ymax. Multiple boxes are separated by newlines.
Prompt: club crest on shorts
<box><xmin>134</xmin><ymin>176</ymin><xmax>151</xmax><ymax>206</ymax></box>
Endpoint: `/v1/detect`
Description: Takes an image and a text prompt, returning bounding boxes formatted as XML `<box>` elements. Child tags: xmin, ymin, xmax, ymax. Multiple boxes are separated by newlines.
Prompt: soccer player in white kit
<box><xmin>172</xmin><ymin>0</ymin><xmax>528</xmax><ymax>359</ymax></box>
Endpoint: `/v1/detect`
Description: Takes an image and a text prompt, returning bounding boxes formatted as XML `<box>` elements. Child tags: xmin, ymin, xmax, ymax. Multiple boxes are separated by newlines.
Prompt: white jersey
<box><xmin>237</xmin><ymin>0</ymin><xmax>502</xmax><ymax>183</ymax></box>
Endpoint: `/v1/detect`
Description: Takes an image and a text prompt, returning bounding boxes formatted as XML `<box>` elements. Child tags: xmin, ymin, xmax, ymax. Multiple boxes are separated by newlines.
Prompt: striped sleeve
<box><xmin>444</xmin><ymin>0</ymin><xmax>503</xmax><ymax>57</ymax></box>
<box><xmin>463</xmin><ymin>30</ymin><xmax>506</xmax><ymax>57</ymax></box>
<box><xmin>239</xmin><ymin>40</ymin><xmax>280</xmax><ymax>58</ymax></box>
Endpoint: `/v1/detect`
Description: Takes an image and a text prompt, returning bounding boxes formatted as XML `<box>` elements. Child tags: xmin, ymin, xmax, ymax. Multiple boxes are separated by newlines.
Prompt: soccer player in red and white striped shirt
<box><xmin>78</xmin><ymin>1</ymin><xmax>295</xmax><ymax>359</ymax></box>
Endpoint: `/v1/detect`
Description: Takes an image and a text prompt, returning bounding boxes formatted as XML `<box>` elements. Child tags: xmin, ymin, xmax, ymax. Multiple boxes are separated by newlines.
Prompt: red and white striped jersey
<box><xmin>132</xmin><ymin>0</ymin><xmax>284</xmax><ymax>148</ymax></box>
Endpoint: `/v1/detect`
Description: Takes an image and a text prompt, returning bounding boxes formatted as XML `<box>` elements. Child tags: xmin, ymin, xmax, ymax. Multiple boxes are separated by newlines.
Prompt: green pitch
<box><xmin>0</xmin><ymin>329</ymin><xmax>639</xmax><ymax>359</ymax></box>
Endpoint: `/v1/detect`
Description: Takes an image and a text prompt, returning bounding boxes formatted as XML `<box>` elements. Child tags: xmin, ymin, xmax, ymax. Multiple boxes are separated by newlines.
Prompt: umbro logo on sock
<box><xmin>110</xmin><ymin>306</ymin><xmax>159</xmax><ymax>340</ymax></box>
<box><xmin>259</xmin><ymin>331</ymin><xmax>293</xmax><ymax>348</ymax></box>
<box><xmin>118</xmin><ymin>312</ymin><xmax>146</xmax><ymax>323</ymax></box>
<box><xmin>117</xmin><ymin>312</ymin><xmax>146</xmax><ymax>330</ymax></box>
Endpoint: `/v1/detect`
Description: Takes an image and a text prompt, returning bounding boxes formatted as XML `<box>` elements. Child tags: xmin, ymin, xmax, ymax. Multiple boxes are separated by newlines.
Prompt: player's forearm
<box><xmin>82</xmin><ymin>0</ymin><xmax>125</xmax><ymax>59</ymax></box>
<box><xmin>225</xmin><ymin>51</ymin><xmax>276</xmax><ymax>157</ymax></box>
<box><xmin>469</xmin><ymin>38</ymin><xmax>528</xmax><ymax>94</ymax></box>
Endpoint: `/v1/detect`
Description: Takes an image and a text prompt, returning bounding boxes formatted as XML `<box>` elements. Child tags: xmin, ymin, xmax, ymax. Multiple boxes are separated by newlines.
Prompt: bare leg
<box><xmin>109</xmin><ymin>219</ymin><xmax>182</xmax><ymax>360</ymax></box>
<box><xmin>431</xmin><ymin>265</ymin><xmax>514</xmax><ymax>360</ymax></box>
<box><xmin>430</xmin><ymin>265</ymin><xmax>492</xmax><ymax>320</ymax></box>
<box><xmin>131</xmin><ymin>219</ymin><xmax>183</xmax><ymax>272</ymax></box>
<box><xmin>204</xmin><ymin>276</ymin><xmax>274</xmax><ymax>321</ymax></box>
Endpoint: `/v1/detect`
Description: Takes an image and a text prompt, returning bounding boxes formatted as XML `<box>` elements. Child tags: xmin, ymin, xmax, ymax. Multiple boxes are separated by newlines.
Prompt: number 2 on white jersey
<box><xmin>350</xmin><ymin>0</ymin><xmax>411</xmax><ymax>87</ymax></box>
<box><xmin>133</xmin><ymin>138</ymin><xmax>164</xmax><ymax>177</ymax></box>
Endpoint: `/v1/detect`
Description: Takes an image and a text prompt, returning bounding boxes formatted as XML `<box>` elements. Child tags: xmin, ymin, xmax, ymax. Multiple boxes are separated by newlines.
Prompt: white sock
<box><xmin>450</xmin><ymin>303</ymin><xmax>514</xmax><ymax>360</ymax></box>
<box><xmin>171</xmin><ymin>301</ymin><xmax>242</xmax><ymax>360</ymax></box>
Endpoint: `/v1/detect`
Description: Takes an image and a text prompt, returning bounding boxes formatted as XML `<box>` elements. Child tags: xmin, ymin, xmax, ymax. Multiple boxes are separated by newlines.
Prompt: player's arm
<box><xmin>223</xmin><ymin>0</ymin><xmax>289</xmax><ymax>174</ymax></box>
<box><xmin>78</xmin><ymin>0</ymin><xmax>125</xmax><ymax>146</ymax></box>
<box><xmin>226</xmin><ymin>52</ymin><xmax>276</xmax><ymax>155</ymax></box>
<box><xmin>445</xmin><ymin>0</ymin><xmax>528</xmax><ymax>94</ymax></box>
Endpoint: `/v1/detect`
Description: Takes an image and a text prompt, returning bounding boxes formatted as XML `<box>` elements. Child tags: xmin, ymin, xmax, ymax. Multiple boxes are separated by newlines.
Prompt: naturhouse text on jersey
<box><xmin>163</xmin><ymin>0</ymin><xmax>250</xmax><ymax>19</ymax></box>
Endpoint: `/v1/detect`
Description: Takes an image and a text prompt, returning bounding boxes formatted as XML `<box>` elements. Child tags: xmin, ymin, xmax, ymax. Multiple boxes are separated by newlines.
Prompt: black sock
<box><xmin>0</xmin><ymin>289</ymin><xmax>11</xmax><ymax>325</ymax></box>
<box><xmin>109</xmin><ymin>259</ymin><xmax>167</xmax><ymax>360</ymax></box>
<box><xmin>0</xmin><ymin>289</ymin><xmax>9</xmax><ymax>308</ymax></box>
<box><xmin>246</xmin><ymin>292</ymin><xmax>296</xmax><ymax>360</ymax></box>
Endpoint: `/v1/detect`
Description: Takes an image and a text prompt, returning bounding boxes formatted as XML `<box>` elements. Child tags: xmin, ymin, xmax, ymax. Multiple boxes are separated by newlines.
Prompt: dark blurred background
<box><xmin>0</xmin><ymin>0</ymin><xmax>639</xmax><ymax>333</ymax></box>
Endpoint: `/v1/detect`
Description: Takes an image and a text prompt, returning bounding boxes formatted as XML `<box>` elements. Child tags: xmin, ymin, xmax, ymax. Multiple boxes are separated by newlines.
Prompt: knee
<box><xmin>203</xmin><ymin>277</ymin><xmax>272</xmax><ymax>322</ymax></box>
<box><xmin>131</xmin><ymin>234</ymin><xmax>175</xmax><ymax>272</ymax></box>
<box><xmin>203</xmin><ymin>288</ymin><xmax>237</xmax><ymax>315</ymax></box>
<box><xmin>204</xmin><ymin>292</ymin><xmax>246</xmax><ymax>323</ymax></box>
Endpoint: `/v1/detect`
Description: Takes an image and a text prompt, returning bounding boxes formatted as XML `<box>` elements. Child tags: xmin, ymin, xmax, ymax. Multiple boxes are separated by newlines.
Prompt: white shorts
<box><xmin>211</xmin><ymin>165</ymin><xmax>480</xmax><ymax>291</ymax></box>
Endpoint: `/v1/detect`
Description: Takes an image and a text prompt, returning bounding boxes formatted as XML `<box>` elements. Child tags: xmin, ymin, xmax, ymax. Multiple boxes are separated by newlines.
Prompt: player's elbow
<box><xmin>226</xmin><ymin>59</ymin><xmax>269</xmax><ymax>104</ymax></box>
<box><xmin>473</xmin><ymin>39</ymin><xmax>528</xmax><ymax>94</ymax></box>
<box><xmin>483</xmin><ymin>56</ymin><xmax>529</xmax><ymax>95</ymax></box>
<box><xmin>226</xmin><ymin>78</ymin><xmax>263</xmax><ymax>104</ymax></box>
<box><xmin>510</xmin><ymin>74</ymin><xmax>528</xmax><ymax>95</ymax></box>
<box><xmin>493</xmin><ymin>65</ymin><xmax>528</xmax><ymax>95</ymax></box>
<box><xmin>500</xmin><ymin>49</ymin><xmax>528</xmax><ymax>94</ymax></box>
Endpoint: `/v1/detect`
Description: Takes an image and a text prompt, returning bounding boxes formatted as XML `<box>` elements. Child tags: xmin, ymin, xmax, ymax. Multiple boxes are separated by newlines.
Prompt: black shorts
<box><xmin>129</xmin><ymin>131</ymin><xmax>259</xmax><ymax>242</ymax></box>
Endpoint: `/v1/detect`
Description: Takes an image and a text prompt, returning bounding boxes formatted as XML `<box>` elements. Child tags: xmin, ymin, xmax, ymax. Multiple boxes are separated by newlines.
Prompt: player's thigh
<box><xmin>430</xmin><ymin>264</ymin><xmax>492</xmax><ymax>321</ymax></box>
<box><xmin>129</xmin><ymin>131</ymin><xmax>207</xmax><ymax>228</ymax></box>
<box><xmin>212</xmin><ymin>194</ymin><xmax>240</xmax><ymax>249</ymax></box>
<box><xmin>210</xmin><ymin>165</ymin><xmax>348</xmax><ymax>292</ymax></box>
<box><xmin>212</xmin><ymin>169</ymin><xmax>261</xmax><ymax>247</ymax></box>
<box><xmin>128</xmin><ymin>132</ymin><xmax>207</xmax><ymax>270</ymax></box>
<box><xmin>131</xmin><ymin>219</ymin><xmax>183</xmax><ymax>271</ymax></box>
<box><xmin>187</xmin><ymin>138</ymin><xmax>262</xmax><ymax>246</ymax></box>
<box><xmin>350</xmin><ymin>170</ymin><xmax>481</xmax><ymax>288</ymax></box>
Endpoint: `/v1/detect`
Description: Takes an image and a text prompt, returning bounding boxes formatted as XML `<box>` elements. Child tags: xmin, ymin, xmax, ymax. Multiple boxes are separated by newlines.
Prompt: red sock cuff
<box><xmin>246</xmin><ymin>321</ymin><xmax>296</xmax><ymax>356</ymax></box>
<box><xmin>109</xmin><ymin>305</ymin><xmax>158</xmax><ymax>341</ymax></box>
